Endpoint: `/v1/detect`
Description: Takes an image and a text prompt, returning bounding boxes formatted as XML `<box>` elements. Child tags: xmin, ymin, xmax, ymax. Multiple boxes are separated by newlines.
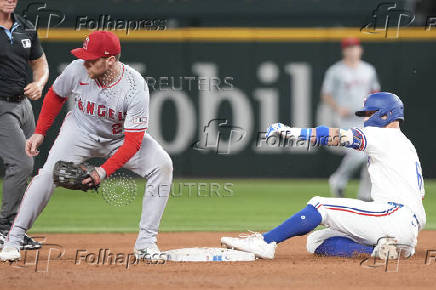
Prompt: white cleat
<box><xmin>0</xmin><ymin>246</ymin><xmax>21</xmax><ymax>262</ymax></box>
<box><xmin>372</xmin><ymin>237</ymin><xmax>398</xmax><ymax>260</ymax></box>
<box><xmin>134</xmin><ymin>244</ymin><xmax>167</xmax><ymax>261</ymax></box>
<box><xmin>221</xmin><ymin>231</ymin><xmax>277</xmax><ymax>259</ymax></box>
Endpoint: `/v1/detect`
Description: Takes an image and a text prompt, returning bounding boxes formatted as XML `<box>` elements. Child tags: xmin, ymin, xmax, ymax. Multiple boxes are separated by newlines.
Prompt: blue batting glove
<box><xmin>265</xmin><ymin>123</ymin><xmax>291</xmax><ymax>138</ymax></box>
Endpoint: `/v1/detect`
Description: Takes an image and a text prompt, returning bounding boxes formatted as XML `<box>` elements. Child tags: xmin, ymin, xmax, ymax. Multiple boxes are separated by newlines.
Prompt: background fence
<box><xmin>1</xmin><ymin>0</ymin><xmax>435</xmax><ymax>178</ymax></box>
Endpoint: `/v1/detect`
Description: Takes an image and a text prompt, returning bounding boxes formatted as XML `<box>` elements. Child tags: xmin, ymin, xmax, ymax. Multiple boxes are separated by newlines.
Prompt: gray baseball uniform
<box><xmin>5</xmin><ymin>60</ymin><xmax>173</xmax><ymax>250</ymax></box>
<box><xmin>322</xmin><ymin>60</ymin><xmax>380</xmax><ymax>201</ymax></box>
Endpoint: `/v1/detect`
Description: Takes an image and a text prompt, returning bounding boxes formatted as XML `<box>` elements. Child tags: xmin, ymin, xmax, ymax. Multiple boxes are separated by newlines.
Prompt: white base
<box><xmin>163</xmin><ymin>247</ymin><xmax>256</xmax><ymax>262</ymax></box>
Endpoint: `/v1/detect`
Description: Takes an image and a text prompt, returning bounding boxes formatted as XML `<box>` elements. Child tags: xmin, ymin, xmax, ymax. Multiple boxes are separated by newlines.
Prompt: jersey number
<box><xmin>112</xmin><ymin>123</ymin><xmax>123</xmax><ymax>134</ymax></box>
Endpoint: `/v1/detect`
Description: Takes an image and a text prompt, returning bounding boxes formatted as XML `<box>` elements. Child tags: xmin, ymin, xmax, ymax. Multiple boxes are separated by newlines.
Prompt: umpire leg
<box><xmin>0</xmin><ymin>100</ymin><xmax>34</xmax><ymax>232</ymax></box>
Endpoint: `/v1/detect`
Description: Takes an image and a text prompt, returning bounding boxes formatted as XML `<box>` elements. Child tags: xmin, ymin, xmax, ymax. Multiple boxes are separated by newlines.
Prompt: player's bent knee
<box><xmin>307</xmin><ymin>196</ymin><xmax>325</xmax><ymax>207</ymax></box>
<box><xmin>160</xmin><ymin>154</ymin><xmax>173</xmax><ymax>177</ymax></box>
<box><xmin>149</xmin><ymin>153</ymin><xmax>173</xmax><ymax>181</ymax></box>
<box><xmin>306</xmin><ymin>231</ymin><xmax>326</xmax><ymax>254</ymax></box>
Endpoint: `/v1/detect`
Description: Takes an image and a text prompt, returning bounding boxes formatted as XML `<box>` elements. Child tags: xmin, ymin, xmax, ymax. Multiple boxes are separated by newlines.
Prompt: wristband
<box><xmin>299</xmin><ymin>128</ymin><xmax>312</xmax><ymax>140</ymax></box>
<box><xmin>315</xmin><ymin>126</ymin><xmax>330</xmax><ymax>145</ymax></box>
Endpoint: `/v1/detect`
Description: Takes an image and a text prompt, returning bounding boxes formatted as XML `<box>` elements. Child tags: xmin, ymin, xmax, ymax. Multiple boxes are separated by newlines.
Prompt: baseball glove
<box><xmin>53</xmin><ymin>161</ymin><xmax>100</xmax><ymax>191</ymax></box>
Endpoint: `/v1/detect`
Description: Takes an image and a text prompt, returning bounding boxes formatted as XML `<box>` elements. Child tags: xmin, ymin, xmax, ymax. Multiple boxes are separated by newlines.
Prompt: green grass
<box><xmin>1</xmin><ymin>179</ymin><xmax>435</xmax><ymax>233</ymax></box>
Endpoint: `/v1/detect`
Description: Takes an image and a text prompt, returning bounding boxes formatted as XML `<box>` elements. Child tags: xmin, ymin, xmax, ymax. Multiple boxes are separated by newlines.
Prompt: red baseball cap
<box><xmin>341</xmin><ymin>37</ymin><xmax>360</xmax><ymax>49</ymax></box>
<box><xmin>71</xmin><ymin>31</ymin><xmax>121</xmax><ymax>60</ymax></box>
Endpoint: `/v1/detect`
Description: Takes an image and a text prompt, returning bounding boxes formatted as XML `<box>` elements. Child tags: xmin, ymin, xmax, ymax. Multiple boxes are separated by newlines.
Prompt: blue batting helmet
<box><xmin>355</xmin><ymin>92</ymin><xmax>404</xmax><ymax>127</ymax></box>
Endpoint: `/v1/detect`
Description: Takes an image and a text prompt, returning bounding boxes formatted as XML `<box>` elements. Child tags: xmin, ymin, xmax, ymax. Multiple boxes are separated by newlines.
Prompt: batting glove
<box><xmin>265</xmin><ymin>123</ymin><xmax>292</xmax><ymax>138</ymax></box>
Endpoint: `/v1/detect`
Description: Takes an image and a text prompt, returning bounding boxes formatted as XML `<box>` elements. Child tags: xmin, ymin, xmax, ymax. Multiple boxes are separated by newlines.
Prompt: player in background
<box><xmin>321</xmin><ymin>37</ymin><xmax>380</xmax><ymax>201</ymax></box>
<box><xmin>221</xmin><ymin>92</ymin><xmax>425</xmax><ymax>260</ymax></box>
<box><xmin>0</xmin><ymin>31</ymin><xmax>173</xmax><ymax>262</ymax></box>
<box><xmin>0</xmin><ymin>0</ymin><xmax>48</xmax><ymax>249</ymax></box>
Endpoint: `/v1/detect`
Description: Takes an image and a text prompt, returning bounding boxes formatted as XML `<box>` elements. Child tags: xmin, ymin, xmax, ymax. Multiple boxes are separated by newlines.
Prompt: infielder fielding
<box><xmin>0</xmin><ymin>31</ymin><xmax>173</xmax><ymax>261</ymax></box>
<box><xmin>222</xmin><ymin>92</ymin><xmax>425</xmax><ymax>259</ymax></box>
<box><xmin>0</xmin><ymin>0</ymin><xmax>48</xmax><ymax>249</ymax></box>
<box><xmin>322</xmin><ymin>37</ymin><xmax>380</xmax><ymax>201</ymax></box>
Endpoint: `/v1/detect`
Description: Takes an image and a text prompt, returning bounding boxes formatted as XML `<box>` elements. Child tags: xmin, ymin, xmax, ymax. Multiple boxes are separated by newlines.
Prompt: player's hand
<box><xmin>24</xmin><ymin>82</ymin><xmax>44</xmax><ymax>100</ymax></box>
<box><xmin>82</xmin><ymin>167</ymin><xmax>106</xmax><ymax>187</ymax></box>
<box><xmin>337</xmin><ymin>106</ymin><xmax>352</xmax><ymax>117</ymax></box>
<box><xmin>266</xmin><ymin>123</ymin><xmax>292</xmax><ymax>138</ymax></box>
<box><xmin>25</xmin><ymin>134</ymin><xmax>44</xmax><ymax>157</ymax></box>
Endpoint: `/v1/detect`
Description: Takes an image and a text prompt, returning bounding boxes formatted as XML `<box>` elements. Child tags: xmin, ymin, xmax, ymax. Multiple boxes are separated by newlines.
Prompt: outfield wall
<box><xmin>1</xmin><ymin>28</ymin><xmax>435</xmax><ymax>178</ymax></box>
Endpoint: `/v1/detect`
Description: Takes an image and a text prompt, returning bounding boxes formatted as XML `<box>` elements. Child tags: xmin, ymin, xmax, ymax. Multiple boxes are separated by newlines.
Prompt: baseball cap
<box><xmin>341</xmin><ymin>37</ymin><xmax>360</xmax><ymax>49</ymax></box>
<box><xmin>71</xmin><ymin>31</ymin><xmax>121</xmax><ymax>60</ymax></box>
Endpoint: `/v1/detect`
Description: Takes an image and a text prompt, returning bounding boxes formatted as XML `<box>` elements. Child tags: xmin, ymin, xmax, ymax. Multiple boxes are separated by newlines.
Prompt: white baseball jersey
<box><xmin>350</xmin><ymin>127</ymin><xmax>426</xmax><ymax>227</ymax></box>
<box><xmin>52</xmin><ymin>59</ymin><xmax>149</xmax><ymax>140</ymax></box>
<box><xmin>322</xmin><ymin>61</ymin><xmax>380</xmax><ymax>127</ymax></box>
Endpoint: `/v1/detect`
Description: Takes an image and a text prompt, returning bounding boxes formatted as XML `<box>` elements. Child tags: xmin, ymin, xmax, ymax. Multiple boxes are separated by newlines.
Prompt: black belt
<box><xmin>0</xmin><ymin>95</ymin><xmax>26</xmax><ymax>102</ymax></box>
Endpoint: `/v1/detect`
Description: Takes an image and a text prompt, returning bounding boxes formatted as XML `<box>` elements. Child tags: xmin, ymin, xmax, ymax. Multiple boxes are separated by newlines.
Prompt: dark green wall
<box><xmin>19</xmin><ymin>40</ymin><xmax>435</xmax><ymax>178</ymax></box>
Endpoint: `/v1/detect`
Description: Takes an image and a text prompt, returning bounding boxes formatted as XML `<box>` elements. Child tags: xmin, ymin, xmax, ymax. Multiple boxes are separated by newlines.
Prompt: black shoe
<box><xmin>0</xmin><ymin>231</ymin><xmax>6</xmax><ymax>249</ymax></box>
<box><xmin>21</xmin><ymin>234</ymin><xmax>42</xmax><ymax>250</ymax></box>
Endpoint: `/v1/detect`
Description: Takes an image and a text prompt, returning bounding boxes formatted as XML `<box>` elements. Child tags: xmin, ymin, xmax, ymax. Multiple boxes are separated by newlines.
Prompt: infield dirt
<box><xmin>1</xmin><ymin>231</ymin><xmax>435</xmax><ymax>289</ymax></box>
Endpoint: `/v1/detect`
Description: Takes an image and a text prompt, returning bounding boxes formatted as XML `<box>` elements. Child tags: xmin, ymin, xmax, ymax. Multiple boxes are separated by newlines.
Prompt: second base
<box><xmin>163</xmin><ymin>247</ymin><xmax>256</xmax><ymax>262</ymax></box>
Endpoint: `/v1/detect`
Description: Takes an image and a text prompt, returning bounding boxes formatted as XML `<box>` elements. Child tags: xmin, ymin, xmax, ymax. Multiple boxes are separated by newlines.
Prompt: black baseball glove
<box><xmin>53</xmin><ymin>161</ymin><xmax>100</xmax><ymax>191</ymax></box>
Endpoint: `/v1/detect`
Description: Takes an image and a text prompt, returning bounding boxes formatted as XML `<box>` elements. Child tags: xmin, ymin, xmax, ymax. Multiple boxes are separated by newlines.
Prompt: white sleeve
<box><xmin>123</xmin><ymin>79</ymin><xmax>149</xmax><ymax>133</ymax></box>
<box><xmin>321</xmin><ymin>66</ymin><xmax>336</xmax><ymax>96</ymax></box>
<box><xmin>342</xmin><ymin>128</ymin><xmax>366</xmax><ymax>151</ymax></box>
<box><xmin>346</xmin><ymin>127</ymin><xmax>380</xmax><ymax>155</ymax></box>
<box><xmin>52</xmin><ymin>60</ymin><xmax>81</xmax><ymax>98</ymax></box>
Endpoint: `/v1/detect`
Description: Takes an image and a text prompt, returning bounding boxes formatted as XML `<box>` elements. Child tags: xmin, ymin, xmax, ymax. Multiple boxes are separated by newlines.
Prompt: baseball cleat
<box><xmin>372</xmin><ymin>237</ymin><xmax>398</xmax><ymax>260</ymax></box>
<box><xmin>0</xmin><ymin>231</ymin><xmax>6</xmax><ymax>249</ymax></box>
<box><xmin>134</xmin><ymin>243</ymin><xmax>166</xmax><ymax>261</ymax></box>
<box><xmin>0</xmin><ymin>246</ymin><xmax>21</xmax><ymax>262</ymax></box>
<box><xmin>221</xmin><ymin>231</ymin><xmax>277</xmax><ymax>259</ymax></box>
<box><xmin>21</xmin><ymin>234</ymin><xmax>42</xmax><ymax>250</ymax></box>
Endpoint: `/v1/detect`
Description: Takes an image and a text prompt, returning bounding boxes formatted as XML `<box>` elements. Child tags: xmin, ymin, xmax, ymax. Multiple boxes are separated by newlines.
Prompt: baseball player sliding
<box><xmin>222</xmin><ymin>92</ymin><xmax>425</xmax><ymax>259</ymax></box>
<box><xmin>0</xmin><ymin>31</ymin><xmax>173</xmax><ymax>262</ymax></box>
